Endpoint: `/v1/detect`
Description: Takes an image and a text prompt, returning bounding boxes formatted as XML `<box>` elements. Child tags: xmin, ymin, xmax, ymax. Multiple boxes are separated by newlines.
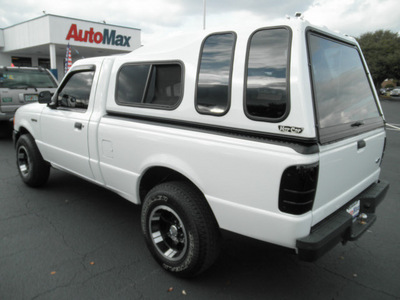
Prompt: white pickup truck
<box><xmin>13</xmin><ymin>17</ymin><xmax>389</xmax><ymax>277</ymax></box>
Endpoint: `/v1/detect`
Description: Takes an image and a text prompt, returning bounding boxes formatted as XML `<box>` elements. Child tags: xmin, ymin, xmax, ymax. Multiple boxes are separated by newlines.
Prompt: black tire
<box><xmin>0</xmin><ymin>121</ymin><xmax>12</xmax><ymax>139</ymax></box>
<box><xmin>16</xmin><ymin>134</ymin><xmax>50</xmax><ymax>187</ymax></box>
<box><xmin>141</xmin><ymin>181</ymin><xmax>221</xmax><ymax>277</ymax></box>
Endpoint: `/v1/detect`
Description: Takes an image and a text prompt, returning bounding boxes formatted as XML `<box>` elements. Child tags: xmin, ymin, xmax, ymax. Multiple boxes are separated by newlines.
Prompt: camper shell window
<box><xmin>307</xmin><ymin>31</ymin><xmax>383</xmax><ymax>143</ymax></box>
<box><xmin>245</xmin><ymin>27</ymin><xmax>291</xmax><ymax>122</ymax></box>
<box><xmin>196</xmin><ymin>32</ymin><xmax>236</xmax><ymax>116</ymax></box>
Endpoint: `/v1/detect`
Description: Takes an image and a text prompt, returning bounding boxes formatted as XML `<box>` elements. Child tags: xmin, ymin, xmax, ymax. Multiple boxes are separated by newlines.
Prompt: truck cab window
<box><xmin>116</xmin><ymin>63</ymin><xmax>183</xmax><ymax>109</ymax></box>
<box><xmin>57</xmin><ymin>71</ymin><xmax>94</xmax><ymax>110</ymax></box>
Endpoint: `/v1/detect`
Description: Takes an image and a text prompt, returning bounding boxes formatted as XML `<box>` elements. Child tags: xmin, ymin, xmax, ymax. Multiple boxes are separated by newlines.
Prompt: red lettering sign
<box><xmin>66</xmin><ymin>24</ymin><xmax>131</xmax><ymax>47</ymax></box>
<box><xmin>94</xmin><ymin>32</ymin><xmax>103</xmax><ymax>44</ymax></box>
<box><xmin>66</xmin><ymin>24</ymin><xmax>79</xmax><ymax>41</ymax></box>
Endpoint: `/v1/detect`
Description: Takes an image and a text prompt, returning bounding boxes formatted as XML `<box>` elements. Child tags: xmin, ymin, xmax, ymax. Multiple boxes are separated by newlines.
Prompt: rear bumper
<box><xmin>296</xmin><ymin>180</ymin><xmax>389</xmax><ymax>261</ymax></box>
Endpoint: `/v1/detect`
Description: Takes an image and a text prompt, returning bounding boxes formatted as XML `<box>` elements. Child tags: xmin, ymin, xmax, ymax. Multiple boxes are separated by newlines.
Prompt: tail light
<box><xmin>279</xmin><ymin>163</ymin><xmax>319</xmax><ymax>215</ymax></box>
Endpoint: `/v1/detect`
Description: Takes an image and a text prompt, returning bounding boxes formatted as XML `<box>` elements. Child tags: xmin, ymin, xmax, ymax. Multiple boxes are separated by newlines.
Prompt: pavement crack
<box><xmin>33</xmin><ymin>211</ymin><xmax>81</xmax><ymax>257</ymax></box>
<box><xmin>30</xmin><ymin>271</ymin><xmax>79</xmax><ymax>300</ymax></box>
<box><xmin>315</xmin><ymin>262</ymin><xmax>398</xmax><ymax>299</ymax></box>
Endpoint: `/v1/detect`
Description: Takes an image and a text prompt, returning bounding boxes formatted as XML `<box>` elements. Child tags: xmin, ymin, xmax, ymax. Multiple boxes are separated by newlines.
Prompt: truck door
<box><xmin>39</xmin><ymin>65</ymin><xmax>97</xmax><ymax>180</ymax></box>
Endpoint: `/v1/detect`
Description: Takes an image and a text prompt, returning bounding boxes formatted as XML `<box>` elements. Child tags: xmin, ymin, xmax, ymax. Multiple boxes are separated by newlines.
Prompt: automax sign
<box><xmin>66</xmin><ymin>24</ymin><xmax>131</xmax><ymax>47</ymax></box>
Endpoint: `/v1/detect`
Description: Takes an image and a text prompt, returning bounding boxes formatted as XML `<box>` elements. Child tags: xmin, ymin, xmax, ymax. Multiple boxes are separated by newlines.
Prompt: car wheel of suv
<box><xmin>0</xmin><ymin>121</ymin><xmax>13</xmax><ymax>139</ymax></box>
<box><xmin>141</xmin><ymin>181</ymin><xmax>220</xmax><ymax>277</ymax></box>
<box><xmin>16</xmin><ymin>134</ymin><xmax>50</xmax><ymax>187</ymax></box>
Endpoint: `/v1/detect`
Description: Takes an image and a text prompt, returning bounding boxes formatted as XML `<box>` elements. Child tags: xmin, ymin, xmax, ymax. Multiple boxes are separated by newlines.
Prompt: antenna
<box><xmin>203</xmin><ymin>0</ymin><xmax>206</xmax><ymax>30</ymax></box>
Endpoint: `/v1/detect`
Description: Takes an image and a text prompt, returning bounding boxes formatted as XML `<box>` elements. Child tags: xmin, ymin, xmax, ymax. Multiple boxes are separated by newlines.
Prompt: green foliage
<box><xmin>385</xmin><ymin>83</ymin><xmax>395</xmax><ymax>88</ymax></box>
<box><xmin>357</xmin><ymin>30</ymin><xmax>400</xmax><ymax>88</ymax></box>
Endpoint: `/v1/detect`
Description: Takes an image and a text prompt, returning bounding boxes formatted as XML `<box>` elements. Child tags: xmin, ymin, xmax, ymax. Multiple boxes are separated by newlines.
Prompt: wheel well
<box><xmin>13</xmin><ymin>127</ymin><xmax>30</xmax><ymax>145</ymax></box>
<box><xmin>139</xmin><ymin>167</ymin><xmax>201</xmax><ymax>203</ymax></box>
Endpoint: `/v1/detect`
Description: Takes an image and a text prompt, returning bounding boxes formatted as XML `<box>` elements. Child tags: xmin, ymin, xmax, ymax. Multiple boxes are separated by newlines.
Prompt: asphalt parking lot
<box><xmin>1</xmin><ymin>99</ymin><xmax>399</xmax><ymax>300</ymax></box>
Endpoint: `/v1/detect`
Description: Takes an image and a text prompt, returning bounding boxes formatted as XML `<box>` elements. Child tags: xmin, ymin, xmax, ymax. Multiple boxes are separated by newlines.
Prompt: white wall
<box><xmin>0</xmin><ymin>29</ymin><xmax>4</xmax><ymax>48</ymax></box>
<box><xmin>0</xmin><ymin>52</ymin><xmax>11</xmax><ymax>66</ymax></box>
<box><xmin>2</xmin><ymin>17</ymin><xmax>50</xmax><ymax>52</ymax></box>
<box><xmin>48</xmin><ymin>15</ymin><xmax>141</xmax><ymax>51</ymax></box>
<box><xmin>2</xmin><ymin>15</ymin><xmax>140</xmax><ymax>52</ymax></box>
<box><xmin>0</xmin><ymin>14</ymin><xmax>141</xmax><ymax>80</ymax></box>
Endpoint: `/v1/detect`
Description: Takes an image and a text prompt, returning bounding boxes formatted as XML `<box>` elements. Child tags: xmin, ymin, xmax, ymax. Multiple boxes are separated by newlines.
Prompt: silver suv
<box><xmin>0</xmin><ymin>67</ymin><xmax>58</xmax><ymax>125</ymax></box>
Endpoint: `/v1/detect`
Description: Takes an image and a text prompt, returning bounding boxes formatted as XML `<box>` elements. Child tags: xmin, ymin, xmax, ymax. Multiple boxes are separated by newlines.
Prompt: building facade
<box><xmin>0</xmin><ymin>14</ymin><xmax>141</xmax><ymax>79</ymax></box>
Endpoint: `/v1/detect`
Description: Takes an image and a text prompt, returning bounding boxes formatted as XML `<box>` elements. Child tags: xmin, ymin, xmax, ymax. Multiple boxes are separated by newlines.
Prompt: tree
<box><xmin>357</xmin><ymin>30</ymin><xmax>400</xmax><ymax>89</ymax></box>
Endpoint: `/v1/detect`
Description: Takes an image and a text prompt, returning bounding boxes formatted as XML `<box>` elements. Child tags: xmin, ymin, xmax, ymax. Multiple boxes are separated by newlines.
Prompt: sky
<box><xmin>0</xmin><ymin>0</ymin><xmax>399</xmax><ymax>44</ymax></box>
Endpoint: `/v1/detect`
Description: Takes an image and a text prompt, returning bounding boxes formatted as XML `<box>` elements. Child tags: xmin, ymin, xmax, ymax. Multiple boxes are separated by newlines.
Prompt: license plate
<box><xmin>2</xmin><ymin>97</ymin><xmax>12</xmax><ymax>103</ymax></box>
<box><xmin>25</xmin><ymin>94</ymin><xmax>38</xmax><ymax>101</ymax></box>
<box><xmin>346</xmin><ymin>200</ymin><xmax>360</xmax><ymax>219</ymax></box>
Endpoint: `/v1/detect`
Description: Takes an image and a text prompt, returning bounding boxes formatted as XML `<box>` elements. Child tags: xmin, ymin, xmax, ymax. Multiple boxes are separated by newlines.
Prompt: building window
<box><xmin>116</xmin><ymin>63</ymin><xmax>183</xmax><ymax>109</ymax></box>
<box><xmin>196</xmin><ymin>32</ymin><xmax>236</xmax><ymax>116</ymax></box>
<box><xmin>245</xmin><ymin>27</ymin><xmax>291</xmax><ymax>121</ymax></box>
<box><xmin>38</xmin><ymin>58</ymin><xmax>51</xmax><ymax>70</ymax></box>
<box><xmin>12</xmin><ymin>56</ymin><xmax>32</xmax><ymax>67</ymax></box>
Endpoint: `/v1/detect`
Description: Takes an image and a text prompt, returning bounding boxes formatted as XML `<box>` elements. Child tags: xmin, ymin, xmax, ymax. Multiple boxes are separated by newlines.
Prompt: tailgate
<box><xmin>307</xmin><ymin>31</ymin><xmax>387</xmax><ymax>226</ymax></box>
<box><xmin>1</xmin><ymin>89</ymin><xmax>51</xmax><ymax>114</ymax></box>
<box><xmin>312</xmin><ymin>128</ymin><xmax>385</xmax><ymax>225</ymax></box>
<box><xmin>0</xmin><ymin>90</ymin><xmax>20</xmax><ymax>114</ymax></box>
<box><xmin>1</xmin><ymin>90</ymin><xmax>38</xmax><ymax>111</ymax></box>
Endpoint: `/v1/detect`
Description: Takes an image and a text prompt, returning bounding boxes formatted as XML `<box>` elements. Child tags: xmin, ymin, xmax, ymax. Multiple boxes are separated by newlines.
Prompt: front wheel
<box><xmin>16</xmin><ymin>134</ymin><xmax>50</xmax><ymax>187</ymax></box>
<box><xmin>141</xmin><ymin>181</ymin><xmax>221</xmax><ymax>277</ymax></box>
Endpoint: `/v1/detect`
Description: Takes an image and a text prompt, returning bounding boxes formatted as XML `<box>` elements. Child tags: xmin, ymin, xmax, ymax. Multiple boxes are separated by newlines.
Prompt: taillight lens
<box><xmin>279</xmin><ymin>163</ymin><xmax>319</xmax><ymax>215</ymax></box>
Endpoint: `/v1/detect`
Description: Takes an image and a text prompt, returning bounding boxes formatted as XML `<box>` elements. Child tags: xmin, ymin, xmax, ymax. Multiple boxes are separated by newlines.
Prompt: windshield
<box><xmin>0</xmin><ymin>68</ymin><xmax>58</xmax><ymax>89</ymax></box>
<box><xmin>308</xmin><ymin>32</ymin><xmax>382</xmax><ymax>143</ymax></box>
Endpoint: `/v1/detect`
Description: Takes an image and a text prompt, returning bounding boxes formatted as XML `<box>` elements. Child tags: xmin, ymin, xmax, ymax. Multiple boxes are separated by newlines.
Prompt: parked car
<box><xmin>390</xmin><ymin>87</ymin><xmax>400</xmax><ymax>97</ymax></box>
<box><xmin>0</xmin><ymin>66</ymin><xmax>58</xmax><ymax>123</ymax></box>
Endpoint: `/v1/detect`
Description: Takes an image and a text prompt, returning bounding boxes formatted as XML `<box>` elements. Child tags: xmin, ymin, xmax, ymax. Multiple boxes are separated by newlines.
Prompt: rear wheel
<box><xmin>16</xmin><ymin>134</ymin><xmax>50</xmax><ymax>187</ymax></box>
<box><xmin>141</xmin><ymin>181</ymin><xmax>220</xmax><ymax>277</ymax></box>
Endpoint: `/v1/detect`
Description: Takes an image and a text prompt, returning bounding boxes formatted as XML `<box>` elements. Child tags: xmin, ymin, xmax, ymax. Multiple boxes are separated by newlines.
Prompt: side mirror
<box><xmin>38</xmin><ymin>91</ymin><xmax>53</xmax><ymax>104</ymax></box>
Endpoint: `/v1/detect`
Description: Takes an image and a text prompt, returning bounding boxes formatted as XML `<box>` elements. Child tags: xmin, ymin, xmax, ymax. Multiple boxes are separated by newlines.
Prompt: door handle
<box><xmin>357</xmin><ymin>140</ymin><xmax>366</xmax><ymax>150</ymax></box>
<box><xmin>74</xmin><ymin>122</ymin><xmax>83</xmax><ymax>130</ymax></box>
